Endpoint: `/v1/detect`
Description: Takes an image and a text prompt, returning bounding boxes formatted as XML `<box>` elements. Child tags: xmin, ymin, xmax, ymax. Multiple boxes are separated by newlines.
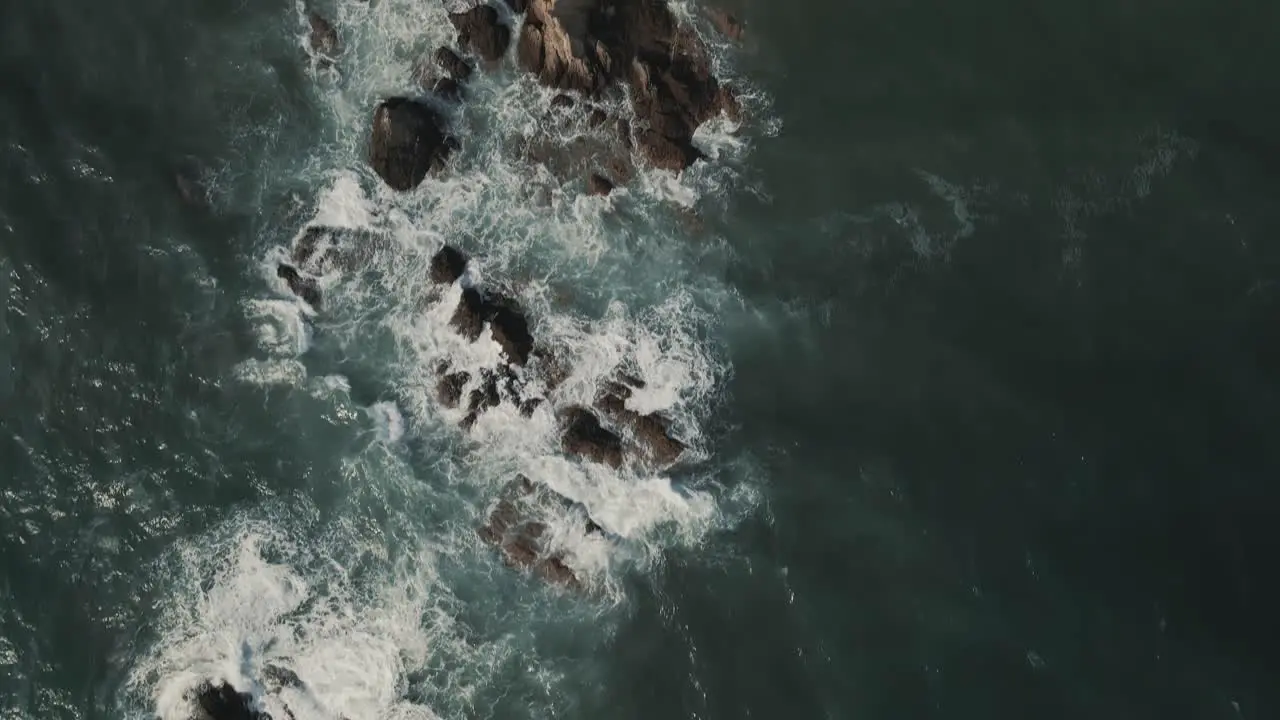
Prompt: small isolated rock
<box><xmin>449</xmin><ymin>5</ymin><xmax>510</xmax><ymax>62</ymax></box>
<box><xmin>307</xmin><ymin>11</ymin><xmax>340</xmax><ymax>56</ymax></box>
<box><xmin>430</xmin><ymin>245</ymin><xmax>468</xmax><ymax>284</ymax></box>
<box><xmin>706</xmin><ymin>8</ymin><xmax>745</xmax><ymax>41</ymax></box>
<box><xmin>586</xmin><ymin>173</ymin><xmax>614</xmax><ymax>196</ymax></box>
<box><xmin>185</xmin><ymin>681</ymin><xmax>268</xmax><ymax>720</ymax></box>
<box><xmin>435</xmin><ymin>46</ymin><xmax>473</xmax><ymax>81</ymax></box>
<box><xmin>558</xmin><ymin>406</ymin><xmax>623</xmax><ymax>468</ymax></box>
<box><xmin>369</xmin><ymin>97</ymin><xmax>454</xmax><ymax>191</ymax></box>
<box><xmin>277</xmin><ymin>264</ymin><xmax>321</xmax><ymax>308</ymax></box>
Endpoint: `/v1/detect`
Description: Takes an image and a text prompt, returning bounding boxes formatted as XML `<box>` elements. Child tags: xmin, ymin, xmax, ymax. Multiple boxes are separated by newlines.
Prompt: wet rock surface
<box><xmin>186</xmin><ymin>681</ymin><xmax>269</xmax><ymax>720</ymax></box>
<box><xmin>430</xmin><ymin>244</ymin><xmax>469</xmax><ymax>284</ymax></box>
<box><xmin>559</xmin><ymin>406</ymin><xmax>624</xmax><ymax>468</ymax></box>
<box><xmin>477</xmin><ymin>475</ymin><xmax>605</xmax><ymax>590</ymax></box>
<box><xmin>449</xmin><ymin>4</ymin><xmax>511</xmax><ymax>62</ymax></box>
<box><xmin>307</xmin><ymin>12</ymin><xmax>340</xmax><ymax>57</ymax></box>
<box><xmin>369</xmin><ymin>97</ymin><xmax>455</xmax><ymax>191</ymax></box>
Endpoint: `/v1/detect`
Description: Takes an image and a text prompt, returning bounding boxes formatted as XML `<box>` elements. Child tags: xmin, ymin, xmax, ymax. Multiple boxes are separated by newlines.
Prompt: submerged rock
<box><xmin>185</xmin><ymin>680</ymin><xmax>269</xmax><ymax>720</ymax></box>
<box><xmin>706</xmin><ymin>7</ymin><xmax>745</xmax><ymax>41</ymax></box>
<box><xmin>369</xmin><ymin>97</ymin><xmax>454</xmax><ymax>191</ymax></box>
<box><xmin>449</xmin><ymin>4</ymin><xmax>510</xmax><ymax>62</ymax></box>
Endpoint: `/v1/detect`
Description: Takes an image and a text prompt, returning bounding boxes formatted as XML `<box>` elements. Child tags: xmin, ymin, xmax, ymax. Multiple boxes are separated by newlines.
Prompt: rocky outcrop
<box><xmin>514</xmin><ymin>0</ymin><xmax>738</xmax><ymax>172</ymax></box>
<box><xmin>369</xmin><ymin>98</ymin><xmax>455</xmax><ymax>191</ymax></box>
<box><xmin>477</xmin><ymin>475</ymin><xmax>604</xmax><ymax>589</ymax></box>
<box><xmin>448</xmin><ymin>287</ymin><xmax>535</xmax><ymax>365</ymax></box>
<box><xmin>448</xmin><ymin>4</ymin><xmax>511</xmax><ymax>62</ymax></box>
<box><xmin>595</xmin><ymin>374</ymin><xmax>685</xmax><ymax>466</ymax></box>
<box><xmin>558</xmin><ymin>406</ymin><xmax>624</xmax><ymax>468</ymax></box>
<box><xmin>185</xmin><ymin>681</ymin><xmax>268</xmax><ymax>720</ymax></box>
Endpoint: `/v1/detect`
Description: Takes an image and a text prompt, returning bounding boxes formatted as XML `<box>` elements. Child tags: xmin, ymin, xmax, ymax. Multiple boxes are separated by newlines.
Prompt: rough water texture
<box><xmin>3</xmin><ymin>0</ymin><xmax>1280</xmax><ymax>719</ymax></box>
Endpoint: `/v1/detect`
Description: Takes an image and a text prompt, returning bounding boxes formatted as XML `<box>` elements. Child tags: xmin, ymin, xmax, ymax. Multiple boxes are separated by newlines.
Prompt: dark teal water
<box><xmin>3</xmin><ymin>0</ymin><xmax>1279</xmax><ymax>718</ymax></box>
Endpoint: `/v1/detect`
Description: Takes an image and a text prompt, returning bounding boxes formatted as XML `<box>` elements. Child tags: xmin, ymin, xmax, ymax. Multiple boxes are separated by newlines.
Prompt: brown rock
<box><xmin>449</xmin><ymin>5</ymin><xmax>510</xmax><ymax>62</ymax></box>
<box><xmin>308</xmin><ymin>11</ymin><xmax>340</xmax><ymax>56</ymax></box>
<box><xmin>450</xmin><ymin>287</ymin><xmax>488</xmax><ymax>340</ymax></box>
<box><xmin>369</xmin><ymin>98</ymin><xmax>454</xmax><ymax>191</ymax></box>
<box><xmin>487</xmin><ymin>297</ymin><xmax>534</xmax><ymax>365</ymax></box>
<box><xmin>435</xmin><ymin>46</ymin><xmax>474</xmax><ymax>81</ymax></box>
<box><xmin>559</xmin><ymin>406</ymin><xmax>623</xmax><ymax>468</ymax></box>
<box><xmin>433</xmin><ymin>76</ymin><xmax>462</xmax><ymax>103</ymax></box>
<box><xmin>706</xmin><ymin>7</ymin><xmax>745</xmax><ymax>41</ymax></box>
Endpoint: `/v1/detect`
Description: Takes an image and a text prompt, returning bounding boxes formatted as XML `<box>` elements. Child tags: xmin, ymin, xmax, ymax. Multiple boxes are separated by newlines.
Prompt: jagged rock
<box><xmin>276</xmin><ymin>265</ymin><xmax>321</xmax><ymax>308</ymax></box>
<box><xmin>515</xmin><ymin>0</ymin><xmax>736</xmax><ymax>171</ymax></box>
<box><xmin>430</xmin><ymin>245</ymin><xmax>469</xmax><ymax>284</ymax></box>
<box><xmin>486</xmin><ymin>296</ymin><xmax>534</xmax><ymax>365</ymax></box>
<box><xmin>261</xmin><ymin>665</ymin><xmax>304</xmax><ymax>692</ymax></box>
<box><xmin>437</xmin><ymin>371</ymin><xmax>470</xmax><ymax>408</ymax></box>
<box><xmin>477</xmin><ymin>475</ymin><xmax>604</xmax><ymax>589</ymax></box>
<box><xmin>307</xmin><ymin>12</ymin><xmax>340</xmax><ymax>57</ymax></box>
<box><xmin>558</xmin><ymin>406</ymin><xmax>623</xmax><ymax>468</ymax></box>
<box><xmin>706</xmin><ymin>7</ymin><xmax>745</xmax><ymax>40</ymax></box>
<box><xmin>595</xmin><ymin>374</ymin><xmax>685</xmax><ymax>466</ymax></box>
<box><xmin>435</xmin><ymin>46</ymin><xmax>474</xmax><ymax>81</ymax></box>
<box><xmin>586</xmin><ymin>173</ymin><xmax>614</xmax><ymax>196</ymax></box>
<box><xmin>369</xmin><ymin>98</ymin><xmax>454</xmax><ymax>191</ymax></box>
<box><xmin>450</xmin><ymin>287</ymin><xmax>488</xmax><ymax>340</ymax></box>
<box><xmin>449</xmin><ymin>5</ymin><xmax>510</xmax><ymax>62</ymax></box>
<box><xmin>186</xmin><ymin>681</ymin><xmax>269</xmax><ymax>720</ymax></box>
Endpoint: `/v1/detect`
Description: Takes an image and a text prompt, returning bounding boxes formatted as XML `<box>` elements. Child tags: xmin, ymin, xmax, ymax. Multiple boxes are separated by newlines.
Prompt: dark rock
<box><xmin>433</xmin><ymin>76</ymin><xmax>462</xmax><ymax>103</ymax></box>
<box><xmin>430</xmin><ymin>245</ymin><xmax>469</xmax><ymax>284</ymax></box>
<box><xmin>550</xmin><ymin>93</ymin><xmax>575</xmax><ymax>109</ymax></box>
<box><xmin>262</xmin><ymin>664</ymin><xmax>304</xmax><ymax>692</ymax></box>
<box><xmin>487</xmin><ymin>296</ymin><xmax>534</xmax><ymax>365</ymax></box>
<box><xmin>502</xmin><ymin>0</ymin><xmax>528</xmax><ymax>12</ymax></box>
<box><xmin>587</xmin><ymin>107</ymin><xmax>608</xmax><ymax>128</ymax></box>
<box><xmin>449</xmin><ymin>5</ymin><xmax>510</xmax><ymax>62</ymax></box>
<box><xmin>586</xmin><ymin>173</ymin><xmax>614</xmax><ymax>196</ymax></box>
<box><xmin>435</xmin><ymin>46</ymin><xmax>474</xmax><ymax>81</ymax></box>
<box><xmin>558</xmin><ymin>406</ymin><xmax>623</xmax><ymax>468</ymax></box>
<box><xmin>450</xmin><ymin>287</ymin><xmax>488</xmax><ymax>340</ymax></box>
<box><xmin>467</xmin><ymin>370</ymin><xmax>502</xmax><ymax>414</ymax></box>
<box><xmin>594</xmin><ymin>372</ymin><xmax>684</xmax><ymax>466</ymax></box>
<box><xmin>437</xmin><ymin>371</ymin><xmax>470</xmax><ymax>408</ymax></box>
<box><xmin>476</xmin><ymin>475</ymin><xmax>593</xmax><ymax>590</ymax></box>
<box><xmin>307</xmin><ymin>12</ymin><xmax>340</xmax><ymax>57</ymax></box>
<box><xmin>290</xmin><ymin>225</ymin><xmax>391</xmax><ymax>274</ymax></box>
<box><xmin>186</xmin><ymin>681</ymin><xmax>268</xmax><ymax>720</ymax></box>
<box><xmin>706</xmin><ymin>7</ymin><xmax>745</xmax><ymax>41</ymax></box>
<box><xmin>276</xmin><ymin>265</ymin><xmax>321</xmax><ymax>308</ymax></box>
<box><xmin>369</xmin><ymin>98</ymin><xmax>454</xmax><ymax>191</ymax></box>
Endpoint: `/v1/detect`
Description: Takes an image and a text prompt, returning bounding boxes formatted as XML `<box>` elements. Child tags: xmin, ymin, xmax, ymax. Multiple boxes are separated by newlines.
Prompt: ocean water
<box><xmin>2</xmin><ymin>0</ymin><xmax>1279</xmax><ymax>718</ymax></box>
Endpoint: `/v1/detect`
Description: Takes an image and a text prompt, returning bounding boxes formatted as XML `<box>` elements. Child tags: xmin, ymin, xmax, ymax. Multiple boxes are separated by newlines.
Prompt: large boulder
<box><xmin>558</xmin><ymin>406</ymin><xmax>623</xmax><ymax>468</ymax></box>
<box><xmin>435</xmin><ymin>46</ymin><xmax>474</xmax><ymax>81</ymax></box>
<box><xmin>185</xmin><ymin>681</ymin><xmax>268</xmax><ymax>720</ymax></box>
<box><xmin>369</xmin><ymin>98</ymin><xmax>454</xmax><ymax>191</ymax></box>
<box><xmin>449</xmin><ymin>5</ymin><xmax>511</xmax><ymax>62</ymax></box>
